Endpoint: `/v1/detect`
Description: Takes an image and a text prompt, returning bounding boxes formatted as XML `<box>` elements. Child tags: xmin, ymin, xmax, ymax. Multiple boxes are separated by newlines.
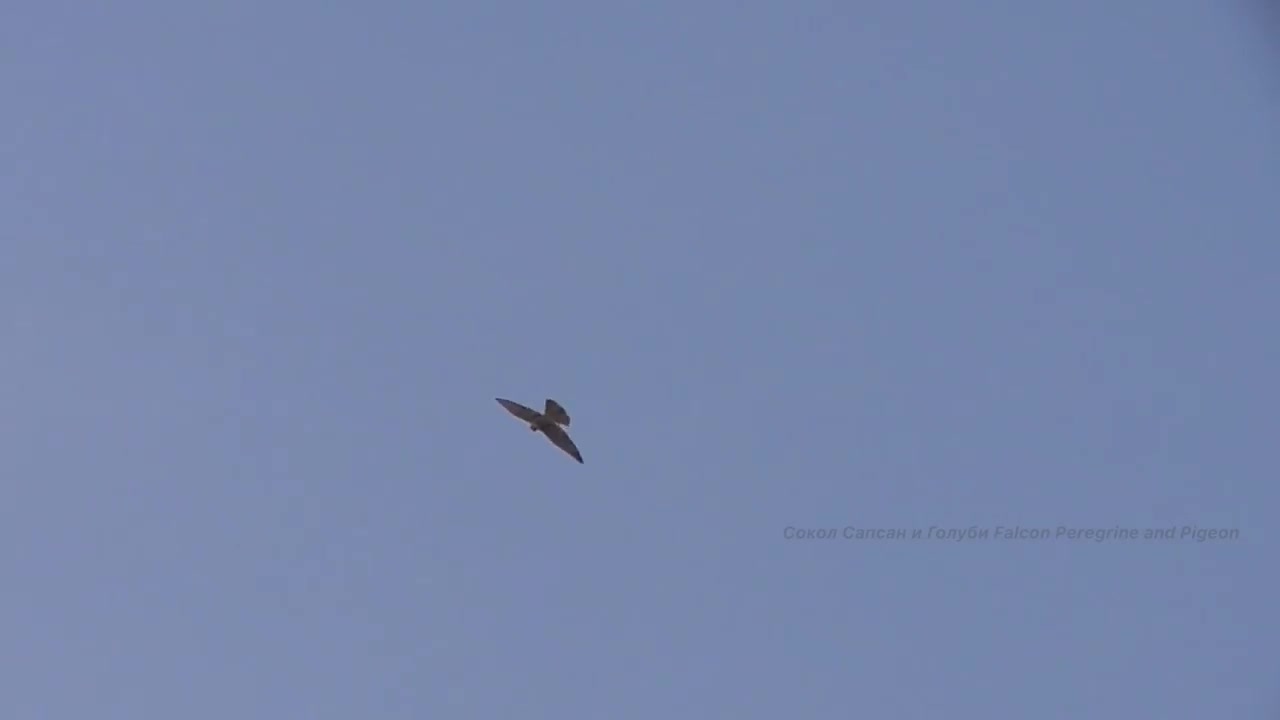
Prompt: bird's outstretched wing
<box><xmin>496</xmin><ymin>398</ymin><xmax>541</xmax><ymax>423</ymax></box>
<box><xmin>541</xmin><ymin>423</ymin><xmax>584</xmax><ymax>464</ymax></box>
<box><xmin>543</xmin><ymin>399</ymin><xmax>570</xmax><ymax>426</ymax></box>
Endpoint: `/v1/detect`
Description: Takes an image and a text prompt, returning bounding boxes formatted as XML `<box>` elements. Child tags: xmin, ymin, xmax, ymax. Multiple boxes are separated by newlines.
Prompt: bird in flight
<box><xmin>495</xmin><ymin>397</ymin><xmax>584</xmax><ymax>464</ymax></box>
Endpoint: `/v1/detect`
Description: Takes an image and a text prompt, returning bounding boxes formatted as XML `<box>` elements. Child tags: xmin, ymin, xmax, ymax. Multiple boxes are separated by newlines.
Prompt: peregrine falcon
<box><xmin>496</xmin><ymin>397</ymin><xmax>584</xmax><ymax>464</ymax></box>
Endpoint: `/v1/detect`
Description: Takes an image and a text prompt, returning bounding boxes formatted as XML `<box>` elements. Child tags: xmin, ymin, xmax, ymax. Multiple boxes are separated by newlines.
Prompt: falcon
<box><xmin>495</xmin><ymin>397</ymin><xmax>584</xmax><ymax>464</ymax></box>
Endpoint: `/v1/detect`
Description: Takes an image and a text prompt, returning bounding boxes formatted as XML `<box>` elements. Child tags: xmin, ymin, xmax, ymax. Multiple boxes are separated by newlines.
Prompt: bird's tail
<box><xmin>544</xmin><ymin>399</ymin><xmax>570</xmax><ymax>426</ymax></box>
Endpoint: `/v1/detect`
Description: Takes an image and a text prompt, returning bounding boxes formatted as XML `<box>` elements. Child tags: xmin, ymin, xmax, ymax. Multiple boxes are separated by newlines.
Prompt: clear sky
<box><xmin>4</xmin><ymin>1</ymin><xmax>1278</xmax><ymax>717</ymax></box>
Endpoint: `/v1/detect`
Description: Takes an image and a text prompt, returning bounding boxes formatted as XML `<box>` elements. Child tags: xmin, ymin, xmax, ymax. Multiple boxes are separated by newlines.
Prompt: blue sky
<box><xmin>4</xmin><ymin>1</ymin><xmax>1278</xmax><ymax>717</ymax></box>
